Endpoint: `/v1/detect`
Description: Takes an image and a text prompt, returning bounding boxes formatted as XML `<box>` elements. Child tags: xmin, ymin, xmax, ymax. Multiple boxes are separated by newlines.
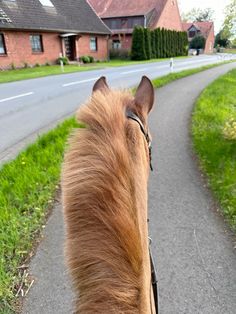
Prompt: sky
<box><xmin>178</xmin><ymin>0</ymin><xmax>231</xmax><ymax>34</ymax></box>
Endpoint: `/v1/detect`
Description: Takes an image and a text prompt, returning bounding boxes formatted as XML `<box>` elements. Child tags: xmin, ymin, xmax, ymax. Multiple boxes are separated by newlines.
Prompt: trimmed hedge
<box><xmin>131</xmin><ymin>26</ymin><xmax>189</xmax><ymax>60</ymax></box>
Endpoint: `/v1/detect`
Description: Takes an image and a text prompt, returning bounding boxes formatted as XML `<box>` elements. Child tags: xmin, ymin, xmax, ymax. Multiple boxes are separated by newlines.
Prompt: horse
<box><xmin>62</xmin><ymin>76</ymin><xmax>156</xmax><ymax>313</ymax></box>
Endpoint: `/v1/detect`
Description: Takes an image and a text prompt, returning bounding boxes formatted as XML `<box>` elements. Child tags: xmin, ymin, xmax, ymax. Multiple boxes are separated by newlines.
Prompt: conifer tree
<box><xmin>144</xmin><ymin>28</ymin><xmax>151</xmax><ymax>60</ymax></box>
<box><xmin>131</xmin><ymin>26</ymin><xmax>146</xmax><ymax>60</ymax></box>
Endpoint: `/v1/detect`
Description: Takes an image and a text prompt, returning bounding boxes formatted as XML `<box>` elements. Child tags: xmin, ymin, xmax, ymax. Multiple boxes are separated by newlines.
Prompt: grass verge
<box><xmin>192</xmin><ymin>69</ymin><xmax>236</xmax><ymax>229</ymax></box>
<box><xmin>0</xmin><ymin>56</ymin><xmax>188</xmax><ymax>84</ymax></box>
<box><xmin>0</xmin><ymin>60</ymin><xmax>235</xmax><ymax>312</ymax></box>
<box><xmin>0</xmin><ymin>118</ymin><xmax>79</xmax><ymax>313</ymax></box>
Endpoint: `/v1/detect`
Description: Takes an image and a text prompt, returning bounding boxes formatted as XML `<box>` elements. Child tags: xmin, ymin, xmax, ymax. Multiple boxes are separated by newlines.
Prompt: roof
<box><xmin>88</xmin><ymin>0</ymin><xmax>168</xmax><ymax>21</ymax></box>
<box><xmin>0</xmin><ymin>0</ymin><xmax>111</xmax><ymax>34</ymax></box>
<box><xmin>182</xmin><ymin>21</ymin><xmax>213</xmax><ymax>38</ymax></box>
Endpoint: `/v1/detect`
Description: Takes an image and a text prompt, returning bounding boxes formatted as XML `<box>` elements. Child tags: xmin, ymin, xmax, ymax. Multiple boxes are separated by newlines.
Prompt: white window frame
<box><xmin>90</xmin><ymin>37</ymin><xmax>97</xmax><ymax>51</ymax></box>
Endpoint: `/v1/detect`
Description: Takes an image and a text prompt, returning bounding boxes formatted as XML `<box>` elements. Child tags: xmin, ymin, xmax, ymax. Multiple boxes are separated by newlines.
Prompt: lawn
<box><xmin>192</xmin><ymin>68</ymin><xmax>236</xmax><ymax>229</ymax></box>
<box><xmin>224</xmin><ymin>49</ymin><xmax>236</xmax><ymax>54</ymax></box>
<box><xmin>0</xmin><ymin>60</ymin><xmax>235</xmax><ymax>313</ymax></box>
<box><xmin>0</xmin><ymin>57</ymin><xmax>187</xmax><ymax>84</ymax></box>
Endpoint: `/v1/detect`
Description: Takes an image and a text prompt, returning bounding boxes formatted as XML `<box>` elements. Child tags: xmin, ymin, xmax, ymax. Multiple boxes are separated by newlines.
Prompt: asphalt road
<box><xmin>1</xmin><ymin>54</ymin><xmax>235</xmax><ymax>164</ymax></box>
<box><xmin>22</xmin><ymin>62</ymin><xmax>236</xmax><ymax>314</ymax></box>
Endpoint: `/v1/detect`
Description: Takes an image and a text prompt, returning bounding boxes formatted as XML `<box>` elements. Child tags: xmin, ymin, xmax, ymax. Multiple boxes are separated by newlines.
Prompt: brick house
<box><xmin>182</xmin><ymin>22</ymin><xmax>214</xmax><ymax>54</ymax></box>
<box><xmin>0</xmin><ymin>0</ymin><xmax>111</xmax><ymax>69</ymax></box>
<box><xmin>88</xmin><ymin>0</ymin><xmax>183</xmax><ymax>50</ymax></box>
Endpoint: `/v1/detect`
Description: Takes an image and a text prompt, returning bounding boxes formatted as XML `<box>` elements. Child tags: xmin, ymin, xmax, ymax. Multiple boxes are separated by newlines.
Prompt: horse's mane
<box><xmin>62</xmin><ymin>90</ymin><xmax>143</xmax><ymax>313</ymax></box>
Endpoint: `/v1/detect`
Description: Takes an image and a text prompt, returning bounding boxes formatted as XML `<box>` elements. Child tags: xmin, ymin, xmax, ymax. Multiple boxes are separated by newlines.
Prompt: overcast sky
<box><xmin>178</xmin><ymin>0</ymin><xmax>231</xmax><ymax>34</ymax></box>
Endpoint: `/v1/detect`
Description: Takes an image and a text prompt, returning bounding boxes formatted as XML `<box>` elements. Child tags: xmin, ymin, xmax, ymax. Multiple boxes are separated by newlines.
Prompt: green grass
<box><xmin>151</xmin><ymin>61</ymin><xmax>234</xmax><ymax>88</ymax></box>
<box><xmin>0</xmin><ymin>60</ymin><xmax>235</xmax><ymax>312</ymax></box>
<box><xmin>0</xmin><ymin>57</ymin><xmax>188</xmax><ymax>84</ymax></box>
<box><xmin>224</xmin><ymin>49</ymin><xmax>236</xmax><ymax>54</ymax></box>
<box><xmin>192</xmin><ymin>69</ymin><xmax>236</xmax><ymax>229</ymax></box>
<box><xmin>0</xmin><ymin>64</ymin><xmax>103</xmax><ymax>84</ymax></box>
<box><xmin>0</xmin><ymin>118</ymin><xmax>79</xmax><ymax>313</ymax></box>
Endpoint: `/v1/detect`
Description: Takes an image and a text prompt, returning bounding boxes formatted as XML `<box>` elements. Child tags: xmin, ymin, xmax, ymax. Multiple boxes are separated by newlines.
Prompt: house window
<box><xmin>90</xmin><ymin>37</ymin><xmax>97</xmax><ymax>51</ymax></box>
<box><xmin>30</xmin><ymin>35</ymin><xmax>43</xmax><ymax>52</ymax></box>
<box><xmin>111</xmin><ymin>20</ymin><xmax>118</xmax><ymax>29</ymax></box>
<box><xmin>189</xmin><ymin>31</ymin><xmax>196</xmax><ymax>38</ymax></box>
<box><xmin>112</xmin><ymin>40</ymin><xmax>121</xmax><ymax>49</ymax></box>
<box><xmin>0</xmin><ymin>34</ymin><xmax>7</xmax><ymax>55</ymax></box>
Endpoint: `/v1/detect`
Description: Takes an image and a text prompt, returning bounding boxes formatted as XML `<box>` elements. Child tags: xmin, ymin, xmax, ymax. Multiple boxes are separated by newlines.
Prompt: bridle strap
<box><xmin>126</xmin><ymin>110</ymin><xmax>153</xmax><ymax>171</ymax></box>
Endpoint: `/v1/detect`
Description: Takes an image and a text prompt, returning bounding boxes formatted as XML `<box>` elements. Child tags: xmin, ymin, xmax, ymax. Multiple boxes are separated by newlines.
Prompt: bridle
<box><xmin>126</xmin><ymin>110</ymin><xmax>158</xmax><ymax>314</ymax></box>
<box><xmin>126</xmin><ymin>110</ymin><xmax>153</xmax><ymax>171</ymax></box>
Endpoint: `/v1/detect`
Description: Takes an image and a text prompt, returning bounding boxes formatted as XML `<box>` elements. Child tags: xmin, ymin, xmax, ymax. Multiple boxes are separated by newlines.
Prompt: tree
<box><xmin>144</xmin><ymin>28</ymin><xmax>151</xmax><ymax>60</ymax></box>
<box><xmin>190</xmin><ymin>35</ymin><xmax>206</xmax><ymax>49</ymax></box>
<box><xmin>151</xmin><ymin>31</ymin><xmax>156</xmax><ymax>58</ymax></box>
<box><xmin>131</xmin><ymin>26</ymin><xmax>146</xmax><ymax>60</ymax></box>
<box><xmin>222</xmin><ymin>0</ymin><xmax>236</xmax><ymax>40</ymax></box>
<box><xmin>182</xmin><ymin>7</ymin><xmax>214</xmax><ymax>22</ymax></box>
<box><xmin>215</xmin><ymin>30</ymin><xmax>230</xmax><ymax>48</ymax></box>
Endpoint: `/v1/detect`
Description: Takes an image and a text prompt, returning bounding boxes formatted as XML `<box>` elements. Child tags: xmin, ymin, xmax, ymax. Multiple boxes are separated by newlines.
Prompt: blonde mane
<box><xmin>62</xmin><ymin>89</ymin><xmax>144</xmax><ymax>313</ymax></box>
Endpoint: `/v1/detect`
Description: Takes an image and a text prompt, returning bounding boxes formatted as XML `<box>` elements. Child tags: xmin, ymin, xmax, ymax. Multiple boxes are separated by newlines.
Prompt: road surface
<box><xmin>0</xmin><ymin>54</ymin><xmax>235</xmax><ymax>164</ymax></box>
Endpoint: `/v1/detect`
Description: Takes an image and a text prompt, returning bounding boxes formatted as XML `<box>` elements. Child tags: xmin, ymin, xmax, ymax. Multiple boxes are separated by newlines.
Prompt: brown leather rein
<box><xmin>126</xmin><ymin>110</ymin><xmax>158</xmax><ymax>314</ymax></box>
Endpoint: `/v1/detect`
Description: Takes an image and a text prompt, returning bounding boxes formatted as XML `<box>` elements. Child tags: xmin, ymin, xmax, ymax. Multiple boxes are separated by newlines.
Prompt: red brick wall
<box><xmin>0</xmin><ymin>30</ymin><xmax>109</xmax><ymax>69</ymax></box>
<box><xmin>155</xmin><ymin>0</ymin><xmax>183</xmax><ymax>31</ymax></box>
<box><xmin>204</xmin><ymin>25</ymin><xmax>215</xmax><ymax>54</ymax></box>
<box><xmin>78</xmin><ymin>34</ymin><xmax>109</xmax><ymax>60</ymax></box>
<box><xmin>0</xmin><ymin>30</ymin><xmax>62</xmax><ymax>69</ymax></box>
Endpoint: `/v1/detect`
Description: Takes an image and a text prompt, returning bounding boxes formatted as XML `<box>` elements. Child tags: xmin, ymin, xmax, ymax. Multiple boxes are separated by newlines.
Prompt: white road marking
<box><xmin>0</xmin><ymin>92</ymin><xmax>34</xmax><ymax>103</ymax></box>
<box><xmin>121</xmin><ymin>68</ymin><xmax>148</xmax><ymax>75</ymax></box>
<box><xmin>63</xmin><ymin>77</ymin><xmax>99</xmax><ymax>87</ymax></box>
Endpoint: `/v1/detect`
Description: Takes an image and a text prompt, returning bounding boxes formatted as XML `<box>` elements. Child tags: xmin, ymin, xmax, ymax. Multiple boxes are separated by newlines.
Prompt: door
<box><xmin>64</xmin><ymin>36</ymin><xmax>76</xmax><ymax>61</ymax></box>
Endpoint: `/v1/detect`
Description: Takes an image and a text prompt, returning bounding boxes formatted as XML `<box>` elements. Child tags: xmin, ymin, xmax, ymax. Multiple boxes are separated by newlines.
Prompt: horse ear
<box><xmin>92</xmin><ymin>76</ymin><xmax>109</xmax><ymax>93</ymax></box>
<box><xmin>134</xmin><ymin>76</ymin><xmax>154</xmax><ymax>116</ymax></box>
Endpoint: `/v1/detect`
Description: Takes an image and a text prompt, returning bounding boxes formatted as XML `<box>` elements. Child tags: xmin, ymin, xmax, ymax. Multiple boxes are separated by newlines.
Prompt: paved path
<box><xmin>22</xmin><ymin>62</ymin><xmax>236</xmax><ymax>314</ymax></box>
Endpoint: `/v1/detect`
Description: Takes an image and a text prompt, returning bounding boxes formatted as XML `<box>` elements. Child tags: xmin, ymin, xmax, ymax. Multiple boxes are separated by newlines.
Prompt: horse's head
<box><xmin>92</xmin><ymin>76</ymin><xmax>154</xmax><ymax>179</ymax></box>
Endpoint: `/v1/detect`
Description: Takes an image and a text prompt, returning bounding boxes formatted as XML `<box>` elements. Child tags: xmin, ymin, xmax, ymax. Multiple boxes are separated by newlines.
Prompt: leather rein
<box><xmin>126</xmin><ymin>110</ymin><xmax>158</xmax><ymax>314</ymax></box>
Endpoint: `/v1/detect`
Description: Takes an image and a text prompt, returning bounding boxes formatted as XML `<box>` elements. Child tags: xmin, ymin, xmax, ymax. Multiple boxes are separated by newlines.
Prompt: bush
<box><xmin>57</xmin><ymin>56</ymin><xmax>69</xmax><ymax>65</ymax></box>
<box><xmin>35</xmin><ymin>63</ymin><xmax>40</xmax><ymax>67</ymax></box>
<box><xmin>190</xmin><ymin>35</ymin><xmax>206</xmax><ymax>50</ymax></box>
<box><xmin>88</xmin><ymin>56</ymin><xmax>94</xmax><ymax>63</ymax></box>
<box><xmin>80</xmin><ymin>55</ymin><xmax>90</xmax><ymax>63</ymax></box>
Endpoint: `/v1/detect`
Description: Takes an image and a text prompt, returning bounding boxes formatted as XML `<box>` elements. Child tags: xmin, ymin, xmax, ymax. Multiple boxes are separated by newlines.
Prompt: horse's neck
<box><xmin>134</xmin><ymin>170</ymin><xmax>152</xmax><ymax>314</ymax></box>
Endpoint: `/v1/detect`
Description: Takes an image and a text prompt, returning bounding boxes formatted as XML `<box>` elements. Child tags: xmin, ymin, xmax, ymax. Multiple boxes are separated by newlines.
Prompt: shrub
<box><xmin>190</xmin><ymin>35</ymin><xmax>206</xmax><ymax>50</ymax></box>
<box><xmin>11</xmin><ymin>63</ymin><xmax>15</xmax><ymax>70</ymax></box>
<box><xmin>109</xmin><ymin>48</ymin><xmax>130</xmax><ymax>60</ymax></box>
<box><xmin>35</xmin><ymin>63</ymin><xmax>40</xmax><ymax>67</ymax></box>
<box><xmin>23</xmin><ymin>62</ymin><xmax>29</xmax><ymax>68</ymax></box>
<box><xmin>80</xmin><ymin>55</ymin><xmax>90</xmax><ymax>63</ymax></box>
<box><xmin>88</xmin><ymin>56</ymin><xmax>94</xmax><ymax>63</ymax></box>
<box><xmin>57</xmin><ymin>56</ymin><xmax>69</xmax><ymax>65</ymax></box>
